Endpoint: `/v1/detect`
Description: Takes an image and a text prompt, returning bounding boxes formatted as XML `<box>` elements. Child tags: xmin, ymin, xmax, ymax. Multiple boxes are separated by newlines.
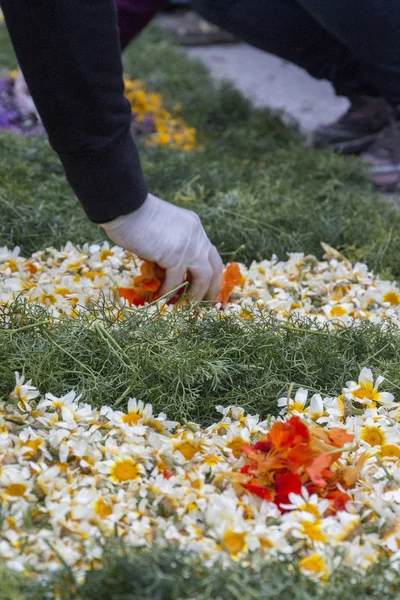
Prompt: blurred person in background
<box><xmin>115</xmin><ymin>0</ymin><xmax>400</xmax><ymax>192</ymax></box>
<box><xmin>2</xmin><ymin>1</ymin><xmax>400</xmax><ymax>305</ymax></box>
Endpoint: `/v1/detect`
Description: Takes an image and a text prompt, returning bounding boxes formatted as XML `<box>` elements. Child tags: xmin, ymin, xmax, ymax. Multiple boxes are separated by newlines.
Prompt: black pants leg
<box><xmin>190</xmin><ymin>0</ymin><xmax>380</xmax><ymax>99</ymax></box>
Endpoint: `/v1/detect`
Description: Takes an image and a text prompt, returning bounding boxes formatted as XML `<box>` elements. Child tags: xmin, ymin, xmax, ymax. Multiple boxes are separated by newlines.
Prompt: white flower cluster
<box><xmin>1</xmin><ymin>242</ymin><xmax>400</xmax><ymax>325</ymax></box>
<box><xmin>1</xmin><ymin>369</ymin><xmax>400</xmax><ymax>583</ymax></box>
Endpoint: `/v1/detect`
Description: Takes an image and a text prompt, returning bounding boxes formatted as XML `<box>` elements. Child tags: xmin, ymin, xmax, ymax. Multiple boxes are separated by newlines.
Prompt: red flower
<box><xmin>245</xmin><ymin>484</ymin><xmax>272</xmax><ymax>501</ymax></box>
<box><xmin>227</xmin><ymin>413</ymin><xmax>360</xmax><ymax>515</ymax></box>
<box><xmin>275</xmin><ymin>472</ymin><xmax>303</xmax><ymax>507</ymax></box>
<box><xmin>326</xmin><ymin>490</ymin><xmax>351</xmax><ymax>514</ymax></box>
<box><xmin>253</xmin><ymin>440</ymin><xmax>272</xmax><ymax>454</ymax></box>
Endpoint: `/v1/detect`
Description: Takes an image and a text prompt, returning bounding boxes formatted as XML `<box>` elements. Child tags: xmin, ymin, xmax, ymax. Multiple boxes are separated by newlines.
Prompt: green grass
<box><xmin>1</xmin><ymin>303</ymin><xmax>399</xmax><ymax>425</ymax></box>
<box><xmin>1</xmin><ymin>544</ymin><xmax>400</xmax><ymax>600</ymax></box>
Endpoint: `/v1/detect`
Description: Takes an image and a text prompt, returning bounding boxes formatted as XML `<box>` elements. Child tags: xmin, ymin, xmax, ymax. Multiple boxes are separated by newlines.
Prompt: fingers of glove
<box><xmin>204</xmin><ymin>245</ymin><xmax>224</xmax><ymax>302</ymax></box>
<box><xmin>186</xmin><ymin>260</ymin><xmax>214</xmax><ymax>301</ymax></box>
<box><xmin>159</xmin><ymin>265</ymin><xmax>187</xmax><ymax>298</ymax></box>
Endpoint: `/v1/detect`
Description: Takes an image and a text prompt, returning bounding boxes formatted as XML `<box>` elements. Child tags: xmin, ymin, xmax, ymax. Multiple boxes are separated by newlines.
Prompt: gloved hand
<box><xmin>102</xmin><ymin>193</ymin><xmax>223</xmax><ymax>301</ymax></box>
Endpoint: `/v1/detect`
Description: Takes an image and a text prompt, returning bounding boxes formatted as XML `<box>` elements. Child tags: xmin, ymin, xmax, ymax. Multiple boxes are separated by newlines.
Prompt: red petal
<box><xmin>286</xmin><ymin>443</ymin><xmax>313</xmax><ymax>467</ymax></box>
<box><xmin>326</xmin><ymin>490</ymin><xmax>351</xmax><ymax>514</ymax></box>
<box><xmin>245</xmin><ymin>484</ymin><xmax>272</xmax><ymax>501</ymax></box>
<box><xmin>327</xmin><ymin>429</ymin><xmax>354</xmax><ymax>448</ymax></box>
<box><xmin>275</xmin><ymin>472</ymin><xmax>302</xmax><ymax>507</ymax></box>
<box><xmin>288</xmin><ymin>416</ymin><xmax>310</xmax><ymax>444</ymax></box>
<box><xmin>253</xmin><ymin>439</ymin><xmax>272</xmax><ymax>454</ymax></box>
<box><xmin>219</xmin><ymin>262</ymin><xmax>243</xmax><ymax>306</ymax></box>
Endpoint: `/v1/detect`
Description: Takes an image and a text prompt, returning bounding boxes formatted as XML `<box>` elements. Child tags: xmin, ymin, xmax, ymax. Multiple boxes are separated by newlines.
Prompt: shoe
<box><xmin>361</xmin><ymin>106</ymin><xmax>400</xmax><ymax>192</ymax></box>
<box><xmin>311</xmin><ymin>95</ymin><xmax>390</xmax><ymax>155</ymax></box>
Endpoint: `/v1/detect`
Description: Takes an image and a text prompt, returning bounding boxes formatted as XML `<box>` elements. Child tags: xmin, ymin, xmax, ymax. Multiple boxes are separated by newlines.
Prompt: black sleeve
<box><xmin>2</xmin><ymin>0</ymin><xmax>148</xmax><ymax>223</ymax></box>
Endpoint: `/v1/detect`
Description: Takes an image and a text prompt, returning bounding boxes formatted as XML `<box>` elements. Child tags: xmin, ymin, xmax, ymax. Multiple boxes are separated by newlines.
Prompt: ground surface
<box><xmin>158</xmin><ymin>10</ymin><xmax>349</xmax><ymax>133</ymax></box>
<box><xmin>187</xmin><ymin>43</ymin><xmax>349</xmax><ymax>133</ymax></box>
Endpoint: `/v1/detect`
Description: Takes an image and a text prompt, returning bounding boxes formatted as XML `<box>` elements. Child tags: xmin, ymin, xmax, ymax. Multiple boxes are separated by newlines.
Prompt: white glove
<box><xmin>13</xmin><ymin>70</ymin><xmax>39</xmax><ymax>119</ymax></box>
<box><xmin>102</xmin><ymin>194</ymin><xmax>223</xmax><ymax>301</ymax></box>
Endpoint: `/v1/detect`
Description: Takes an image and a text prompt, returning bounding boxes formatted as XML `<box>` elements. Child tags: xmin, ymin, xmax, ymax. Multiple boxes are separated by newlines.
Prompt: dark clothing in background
<box><xmin>117</xmin><ymin>0</ymin><xmax>168</xmax><ymax>50</ymax></box>
<box><xmin>3</xmin><ymin>0</ymin><xmax>400</xmax><ymax>224</ymax></box>
<box><xmin>191</xmin><ymin>0</ymin><xmax>400</xmax><ymax>104</ymax></box>
<box><xmin>2</xmin><ymin>0</ymin><xmax>148</xmax><ymax>223</ymax></box>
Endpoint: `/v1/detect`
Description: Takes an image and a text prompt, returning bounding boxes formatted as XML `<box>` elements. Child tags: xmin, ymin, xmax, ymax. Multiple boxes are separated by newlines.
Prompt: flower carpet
<box><xmin>1</xmin><ymin>367</ymin><xmax>400</xmax><ymax>585</ymax></box>
<box><xmin>2</xmin><ymin>18</ymin><xmax>400</xmax><ymax>600</ymax></box>
<box><xmin>1</xmin><ymin>242</ymin><xmax>400</xmax><ymax>326</ymax></box>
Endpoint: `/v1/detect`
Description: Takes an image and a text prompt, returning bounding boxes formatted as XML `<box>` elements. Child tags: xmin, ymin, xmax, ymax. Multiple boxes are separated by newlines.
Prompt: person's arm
<box><xmin>2</xmin><ymin>0</ymin><xmax>223</xmax><ymax>300</ymax></box>
<box><xmin>2</xmin><ymin>0</ymin><xmax>147</xmax><ymax>224</ymax></box>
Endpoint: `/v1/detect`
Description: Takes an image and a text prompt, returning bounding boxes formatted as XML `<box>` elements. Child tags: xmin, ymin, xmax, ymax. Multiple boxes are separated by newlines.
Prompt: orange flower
<box><xmin>120</xmin><ymin>261</ymin><xmax>247</xmax><ymax>307</ymax></box>
<box><xmin>229</xmin><ymin>415</ymin><xmax>358</xmax><ymax>514</ymax></box>
<box><xmin>219</xmin><ymin>262</ymin><xmax>244</xmax><ymax>306</ymax></box>
<box><xmin>306</xmin><ymin>454</ymin><xmax>333</xmax><ymax>488</ymax></box>
<box><xmin>118</xmin><ymin>261</ymin><xmax>166</xmax><ymax>306</ymax></box>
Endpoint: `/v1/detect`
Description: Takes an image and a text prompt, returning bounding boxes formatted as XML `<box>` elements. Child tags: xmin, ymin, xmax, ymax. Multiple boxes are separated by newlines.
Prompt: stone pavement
<box><xmin>186</xmin><ymin>42</ymin><xmax>348</xmax><ymax>134</ymax></box>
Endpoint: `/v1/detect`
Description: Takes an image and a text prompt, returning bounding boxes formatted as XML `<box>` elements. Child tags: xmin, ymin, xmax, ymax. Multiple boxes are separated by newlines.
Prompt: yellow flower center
<box><xmin>300</xmin><ymin>502</ymin><xmax>320</xmax><ymax>519</ymax></box>
<box><xmin>383</xmin><ymin>291</ymin><xmax>400</xmax><ymax>306</ymax></box>
<box><xmin>353</xmin><ymin>383</ymin><xmax>379</xmax><ymax>402</ymax></box>
<box><xmin>54</xmin><ymin>287</ymin><xmax>72</xmax><ymax>297</ymax></box>
<box><xmin>361</xmin><ymin>426</ymin><xmax>385</xmax><ymax>447</ymax></box>
<box><xmin>100</xmin><ymin>249</ymin><xmax>114</xmax><ymax>261</ymax></box>
<box><xmin>146</xmin><ymin>419</ymin><xmax>165</xmax><ymax>434</ymax></box>
<box><xmin>299</xmin><ymin>553</ymin><xmax>327</xmax><ymax>576</ymax></box>
<box><xmin>176</xmin><ymin>441</ymin><xmax>198</xmax><ymax>461</ymax></box>
<box><xmin>111</xmin><ymin>459</ymin><xmax>141</xmax><ymax>482</ymax></box>
<box><xmin>290</xmin><ymin>401</ymin><xmax>308</xmax><ymax>414</ymax></box>
<box><xmin>227</xmin><ymin>438</ymin><xmax>245</xmax><ymax>459</ymax></box>
<box><xmin>223</xmin><ymin>530</ymin><xmax>247</xmax><ymax>556</ymax></box>
<box><xmin>301</xmin><ymin>520</ymin><xmax>327</xmax><ymax>542</ymax></box>
<box><xmin>94</xmin><ymin>497</ymin><xmax>113</xmax><ymax>519</ymax></box>
<box><xmin>4</xmin><ymin>483</ymin><xmax>28</xmax><ymax>497</ymax></box>
<box><xmin>122</xmin><ymin>412</ymin><xmax>142</xmax><ymax>426</ymax></box>
<box><xmin>204</xmin><ymin>455</ymin><xmax>222</xmax><ymax>467</ymax></box>
<box><xmin>381</xmin><ymin>444</ymin><xmax>400</xmax><ymax>459</ymax></box>
<box><xmin>331</xmin><ymin>305</ymin><xmax>347</xmax><ymax>317</ymax></box>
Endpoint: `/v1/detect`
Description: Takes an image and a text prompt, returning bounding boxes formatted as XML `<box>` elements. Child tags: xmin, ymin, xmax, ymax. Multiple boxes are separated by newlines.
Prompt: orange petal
<box><xmin>118</xmin><ymin>288</ymin><xmax>144</xmax><ymax>306</ymax></box>
<box><xmin>143</xmin><ymin>279</ymin><xmax>162</xmax><ymax>292</ymax></box>
<box><xmin>219</xmin><ymin>262</ymin><xmax>243</xmax><ymax>305</ymax></box>
<box><xmin>328</xmin><ymin>429</ymin><xmax>354</xmax><ymax>447</ymax></box>
<box><xmin>268</xmin><ymin>422</ymin><xmax>295</xmax><ymax>450</ymax></box>
<box><xmin>307</xmin><ymin>454</ymin><xmax>332</xmax><ymax>488</ymax></box>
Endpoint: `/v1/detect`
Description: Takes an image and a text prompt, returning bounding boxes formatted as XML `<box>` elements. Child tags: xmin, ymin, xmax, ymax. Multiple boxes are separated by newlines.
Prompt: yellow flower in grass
<box><xmin>9</xmin><ymin>372</ymin><xmax>40</xmax><ymax>412</ymax></box>
<box><xmin>3</xmin><ymin>483</ymin><xmax>28</xmax><ymax>499</ymax></box>
<box><xmin>94</xmin><ymin>497</ymin><xmax>113</xmax><ymax>520</ymax></box>
<box><xmin>222</xmin><ymin>530</ymin><xmax>247</xmax><ymax>558</ymax></box>
<box><xmin>381</xmin><ymin>445</ymin><xmax>400</xmax><ymax>459</ymax></box>
<box><xmin>299</xmin><ymin>553</ymin><xmax>328</xmax><ymax>579</ymax></box>
<box><xmin>278</xmin><ymin>388</ymin><xmax>309</xmax><ymax>415</ymax></box>
<box><xmin>344</xmin><ymin>368</ymin><xmax>395</xmax><ymax>407</ymax></box>
<box><xmin>383</xmin><ymin>291</ymin><xmax>400</xmax><ymax>306</ymax></box>
<box><xmin>122</xmin><ymin>398</ymin><xmax>152</xmax><ymax>426</ymax></box>
<box><xmin>109</xmin><ymin>458</ymin><xmax>143</xmax><ymax>483</ymax></box>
